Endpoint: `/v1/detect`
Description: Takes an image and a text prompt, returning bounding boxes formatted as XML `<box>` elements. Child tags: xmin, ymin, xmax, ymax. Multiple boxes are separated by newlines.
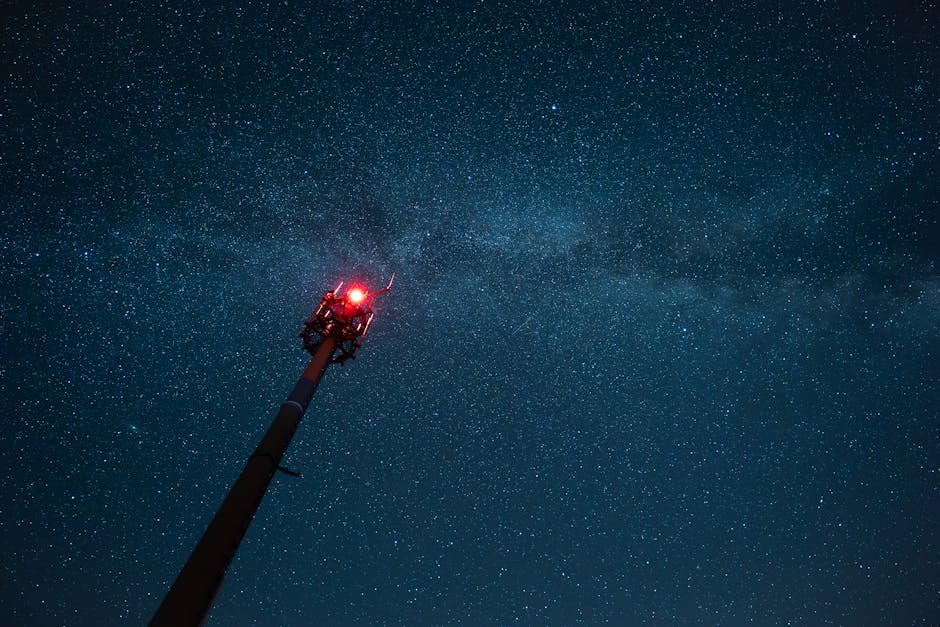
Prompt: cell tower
<box><xmin>150</xmin><ymin>275</ymin><xmax>393</xmax><ymax>626</ymax></box>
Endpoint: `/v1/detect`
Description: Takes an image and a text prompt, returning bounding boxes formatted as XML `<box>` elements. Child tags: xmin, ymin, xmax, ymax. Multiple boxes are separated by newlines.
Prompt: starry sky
<box><xmin>2</xmin><ymin>1</ymin><xmax>938</xmax><ymax>624</ymax></box>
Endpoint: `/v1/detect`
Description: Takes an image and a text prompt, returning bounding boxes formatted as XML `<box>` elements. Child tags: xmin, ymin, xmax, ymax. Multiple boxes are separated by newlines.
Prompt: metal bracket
<box><xmin>277</xmin><ymin>465</ymin><xmax>301</xmax><ymax>478</ymax></box>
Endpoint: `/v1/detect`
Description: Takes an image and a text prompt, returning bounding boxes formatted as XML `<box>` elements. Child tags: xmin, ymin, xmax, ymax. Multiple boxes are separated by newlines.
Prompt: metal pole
<box><xmin>150</xmin><ymin>335</ymin><xmax>338</xmax><ymax>626</ymax></box>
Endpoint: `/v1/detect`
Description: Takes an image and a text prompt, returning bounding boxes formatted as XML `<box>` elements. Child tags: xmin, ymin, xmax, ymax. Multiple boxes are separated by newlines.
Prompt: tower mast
<box><xmin>150</xmin><ymin>276</ymin><xmax>392</xmax><ymax>626</ymax></box>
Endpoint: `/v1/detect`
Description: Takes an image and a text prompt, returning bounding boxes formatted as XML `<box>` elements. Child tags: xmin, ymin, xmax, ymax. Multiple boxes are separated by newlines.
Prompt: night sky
<box><xmin>2</xmin><ymin>1</ymin><xmax>938</xmax><ymax>625</ymax></box>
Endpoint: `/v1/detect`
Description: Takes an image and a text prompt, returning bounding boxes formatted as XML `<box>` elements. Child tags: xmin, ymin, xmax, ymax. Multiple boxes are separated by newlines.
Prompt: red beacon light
<box><xmin>346</xmin><ymin>287</ymin><xmax>366</xmax><ymax>304</ymax></box>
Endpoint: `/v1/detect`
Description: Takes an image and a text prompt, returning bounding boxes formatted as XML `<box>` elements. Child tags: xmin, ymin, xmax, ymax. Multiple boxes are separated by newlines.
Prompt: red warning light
<box><xmin>347</xmin><ymin>287</ymin><xmax>366</xmax><ymax>304</ymax></box>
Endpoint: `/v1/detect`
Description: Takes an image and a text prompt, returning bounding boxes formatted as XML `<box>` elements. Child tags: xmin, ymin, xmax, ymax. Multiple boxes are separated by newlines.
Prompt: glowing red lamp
<box><xmin>346</xmin><ymin>287</ymin><xmax>366</xmax><ymax>304</ymax></box>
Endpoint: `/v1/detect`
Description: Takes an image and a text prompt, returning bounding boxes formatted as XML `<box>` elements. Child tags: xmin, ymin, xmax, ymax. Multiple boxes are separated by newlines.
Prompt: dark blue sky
<box><xmin>2</xmin><ymin>1</ymin><xmax>938</xmax><ymax>624</ymax></box>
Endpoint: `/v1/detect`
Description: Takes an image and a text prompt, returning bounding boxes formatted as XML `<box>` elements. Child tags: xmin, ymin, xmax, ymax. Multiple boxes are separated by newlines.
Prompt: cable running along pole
<box><xmin>150</xmin><ymin>275</ymin><xmax>393</xmax><ymax>626</ymax></box>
